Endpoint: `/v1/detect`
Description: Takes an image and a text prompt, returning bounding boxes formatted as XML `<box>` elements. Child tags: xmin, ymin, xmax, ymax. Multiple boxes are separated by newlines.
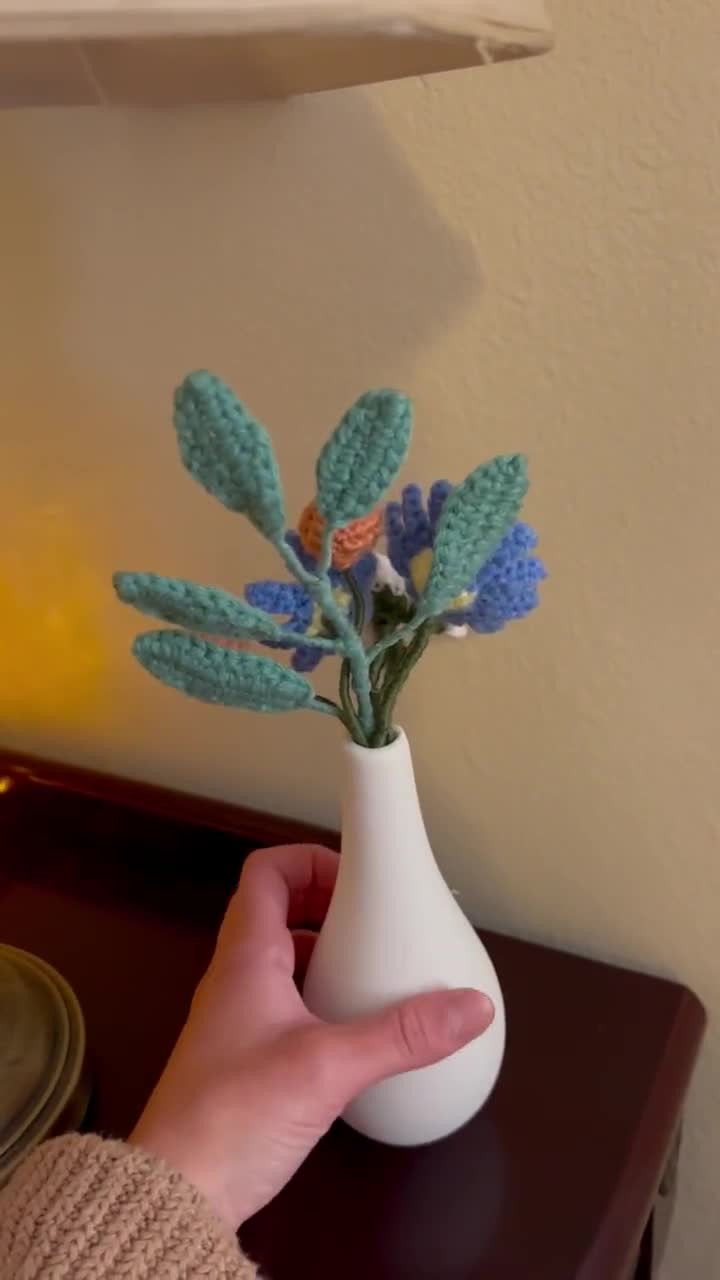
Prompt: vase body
<box><xmin>303</xmin><ymin>729</ymin><xmax>505</xmax><ymax>1146</ymax></box>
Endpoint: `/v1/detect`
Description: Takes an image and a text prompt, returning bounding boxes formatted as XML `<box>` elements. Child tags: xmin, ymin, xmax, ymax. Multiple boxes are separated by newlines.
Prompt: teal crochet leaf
<box><xmin>316</xmin><ymin>390</ymin><xmax>412</xmax><ymax>528</ymax></box>
<box><xmin>132</xmin><ymin>631</ymin><xmax>315</xmax><ymax>712</ymax></box>
<box><xmin>114</xmin><ymin>572</ymin><xmax>284</xmax><ymax>644</ymax></box>
<box><xmin>174</xmin><ymin>371</ymin><xmax>285</xmax><ymax>538</ymax></box>
<box><xmin>418</xmin><ymin>455</ymin><xmax>529</xmax><ymax>616</ymax></box>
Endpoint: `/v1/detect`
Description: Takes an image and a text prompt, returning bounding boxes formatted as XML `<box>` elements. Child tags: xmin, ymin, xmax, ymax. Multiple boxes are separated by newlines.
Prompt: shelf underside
<box><xmin>0</xmin><ymin>4</ymin><xmax>553</xmax><ymax>106</ymax></box>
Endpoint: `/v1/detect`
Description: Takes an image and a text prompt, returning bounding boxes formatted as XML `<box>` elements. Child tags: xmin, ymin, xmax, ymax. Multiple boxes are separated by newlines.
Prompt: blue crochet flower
<box><xmin>245</xmin><ymin>533</ymin><xmax>376</xmax><ymax>672</ymax></box>
<box><xmin>385</xmin><ymin>482</ymin><xmax>546</xmax><ymax>634</ymax></box>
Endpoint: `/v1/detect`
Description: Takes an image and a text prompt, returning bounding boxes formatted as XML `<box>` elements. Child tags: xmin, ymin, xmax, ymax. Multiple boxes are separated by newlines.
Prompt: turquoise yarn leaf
<box><xmin>418</xmin><ymin>455</ymin><xmax>529</xmax><ymax>616</ymax></box>
<box><xmin>114</xmin><ymin>571</ymin><xmax>284</xmax><ymax>644</ymax></box>
<box><xmin>132</xmin><ymin>631</ymin><xmax>315</xmax><ymax>713</ymax></box>
<box><xmin>316</xmin><ymin>390</ymin><xmax>412</xmax><ymax>528</ymax></box>
<box><xmin>174</xmin><ymin>371</ymin><xmax>285</xmax><ymax>538</ymax></box>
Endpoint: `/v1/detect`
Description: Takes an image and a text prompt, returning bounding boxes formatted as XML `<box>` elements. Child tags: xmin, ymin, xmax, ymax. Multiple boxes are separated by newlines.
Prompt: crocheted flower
<box><xmin>386</xmin><ymin>482</ymin><xmax>546</xmax><ymax>633</ymax></box>
<box><xmin>245</xmin><ymin>533</ymin><xmax>376</xmax><ymax>672</ymax></box>
<box><xmin>298</xmin><ymin>501</ymin><xmax>382</xmax><ymax>571</ymax></box>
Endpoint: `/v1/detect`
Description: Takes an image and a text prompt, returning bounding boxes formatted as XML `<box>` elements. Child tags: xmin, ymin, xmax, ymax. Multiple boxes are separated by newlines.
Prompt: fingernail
<box><xmin>445</xmin><ymin>990</ymin><xmax>495</xmax><ymax>1044</ymax></box>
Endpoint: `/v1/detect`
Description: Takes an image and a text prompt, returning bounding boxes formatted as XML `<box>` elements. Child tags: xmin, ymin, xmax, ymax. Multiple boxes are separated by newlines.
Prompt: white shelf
<box><xmin>0</xmin><ymin>2</ymin><xmax>553</xmax><ymax>105</ymax></box>
<box><xmin>0</xmin><ymin>2</ymin><xmax>552</xmax><ymax>42</ymax></box>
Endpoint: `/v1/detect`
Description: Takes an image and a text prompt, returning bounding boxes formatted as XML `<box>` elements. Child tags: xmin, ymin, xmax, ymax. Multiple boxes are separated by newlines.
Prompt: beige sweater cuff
<box><xmin>0</xmin><ymin>1133</ymin><xmax>258</xmax><ymax>1279</ymax></box>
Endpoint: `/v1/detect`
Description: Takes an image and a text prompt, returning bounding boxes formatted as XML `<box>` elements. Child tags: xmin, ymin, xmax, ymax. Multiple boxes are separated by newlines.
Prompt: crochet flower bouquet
<box><xmin>114</xmin><ymin>372</ymin><xmax>545</xmax><ymax>747</ymax></box>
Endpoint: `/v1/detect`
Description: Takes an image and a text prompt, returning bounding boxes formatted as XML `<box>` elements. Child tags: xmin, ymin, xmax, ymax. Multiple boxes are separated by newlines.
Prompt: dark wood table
<box><xmin>0</xmin><ymin>749</ymin><xmax>705</xmax><ymax>1280</ymax></box>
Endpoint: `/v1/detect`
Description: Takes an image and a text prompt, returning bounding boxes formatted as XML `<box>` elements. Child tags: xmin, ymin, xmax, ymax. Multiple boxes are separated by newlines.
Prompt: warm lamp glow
<box><xmin>0</xmin><ymin>505</ymin><xmax>107</xmax><ymax>727</ymax></box>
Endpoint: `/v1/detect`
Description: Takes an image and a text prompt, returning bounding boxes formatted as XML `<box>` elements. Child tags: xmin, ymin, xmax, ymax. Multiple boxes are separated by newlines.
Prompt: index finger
<box><xmin>217</xmin><ymin>844</ymin><xmax>339</xmax><ymax>955</ymax></box>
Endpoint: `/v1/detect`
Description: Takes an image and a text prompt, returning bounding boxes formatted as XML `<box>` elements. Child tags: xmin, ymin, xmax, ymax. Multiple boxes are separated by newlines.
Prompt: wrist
<box><xmin>129</xmin><ymin>1109</ymin><xmax>242</xmax><ymax>1232</ymax></box>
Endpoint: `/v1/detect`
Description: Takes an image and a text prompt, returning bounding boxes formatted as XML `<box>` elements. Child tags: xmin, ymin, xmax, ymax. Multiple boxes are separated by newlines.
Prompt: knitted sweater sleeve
<box><xmin>0</xmin><ymin>1133</ymin><xmax>258</xmax><ymax>1279</ymax></box>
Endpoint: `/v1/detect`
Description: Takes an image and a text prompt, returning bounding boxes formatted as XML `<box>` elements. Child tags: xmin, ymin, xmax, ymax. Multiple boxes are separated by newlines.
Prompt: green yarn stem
<box><xmin>343</xmin><ymin>570</ymin><xmax>366</xmax><ymax>637</ymax></box>
<box><xmin>369</xmin><ymin>647</ymin><xmax>391</xmax><ymax>705</ymax></box>
<box><xmin>340</xmin><ymin>569</ymin><xmax>369</xmax><ymax>745</ymax></box>
<box><xmin>369</xmin><ymin>643</ymin><xmax>402</xmax><ymax>746</ymax></box>
<box><xmin>282</xmin><ymin>632</ymin><xmax>341</xmax><ymax>654</ymax></box>
<box><xmin>339</xmin><ymin>657</ymin><xmax>368</xmax><ymax>746</ymax></box>
<box><xmin>318</xmin><ymin>525</ymin><xmax>333</xmax><ymax>577</ymax></box>
<box><xmin>368</xmin><ymin>588</ymin><xmax>406</xmax><ymax>693</ymax></box>
<box><xmin>274</xmin><ymin>534</ymin><xmax>374</xmax><ymax>741</ymax></box>
<box><xmin>366</xmin><ymin>613</ymin><xmax>426</xmax><ymax>664</ymax></box>
<box><xmin>370</xmin><ymin>619</ymin><xmax>435</xmax><ymax>746</ymax></box>
<box><xmin>312</xmin><ymin>695</ymin><xmax>348</xmax><ymax>723</ymax></box>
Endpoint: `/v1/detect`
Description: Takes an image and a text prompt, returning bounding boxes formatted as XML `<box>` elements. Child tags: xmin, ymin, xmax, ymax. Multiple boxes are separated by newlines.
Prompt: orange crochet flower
<box><xmin>298</xmin><ymin>501</ymin><xmax>382</xmax><ymax>571</ymax></box>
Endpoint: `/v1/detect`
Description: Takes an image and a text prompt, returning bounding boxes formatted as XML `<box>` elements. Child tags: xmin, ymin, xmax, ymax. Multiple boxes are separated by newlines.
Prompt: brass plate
<box><xmin>0</xmin><ymin>946</ymin><xmax>87</xmax><ymax>1184</ymax></box>
<box><xmin>0</xmin><ymin>948</ymin><xmax>69</xmax><ymax>1156</ymax></box>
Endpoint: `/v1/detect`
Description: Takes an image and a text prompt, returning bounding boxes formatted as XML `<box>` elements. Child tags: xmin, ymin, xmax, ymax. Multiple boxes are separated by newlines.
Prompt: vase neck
<box><xmin>340</xmin><ymin>729</ymin><xmax>436</xmax><ymax>872</ymax></box>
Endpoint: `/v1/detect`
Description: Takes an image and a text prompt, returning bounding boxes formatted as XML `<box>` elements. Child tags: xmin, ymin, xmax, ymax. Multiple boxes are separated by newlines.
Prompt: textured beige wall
<box><xmin>1</xmin><ymin>2</ymin><xmax>719</xmax><ymax>1273</ymax></box>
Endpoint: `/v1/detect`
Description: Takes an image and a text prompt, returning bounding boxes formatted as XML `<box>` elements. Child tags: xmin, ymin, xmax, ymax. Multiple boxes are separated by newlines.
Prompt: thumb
<box><xmin>322</xmin><ymin>988</ymin><xmax>495</xmax><ymax>1104</ymax></box>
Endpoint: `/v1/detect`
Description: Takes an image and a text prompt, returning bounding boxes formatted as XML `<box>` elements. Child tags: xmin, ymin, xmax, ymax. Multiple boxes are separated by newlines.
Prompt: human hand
<box><xmin>129</xmin><ymin>844</ymin><xmax>494</xmax><ymax>1230</ymax></box>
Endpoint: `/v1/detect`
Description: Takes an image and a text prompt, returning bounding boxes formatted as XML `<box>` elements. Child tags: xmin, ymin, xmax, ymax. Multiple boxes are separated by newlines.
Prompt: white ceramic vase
<box><xmin>303</xmin><ymin>728</ymin><xmax>505</xmax><ymax>1146</ymax></box>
